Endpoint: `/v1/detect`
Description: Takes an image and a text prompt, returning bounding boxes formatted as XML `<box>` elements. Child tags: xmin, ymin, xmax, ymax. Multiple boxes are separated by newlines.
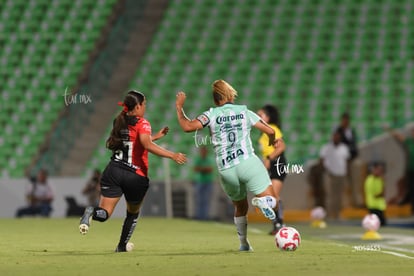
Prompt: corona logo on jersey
<box><xmin>215</xmin><ymin>113</ymin><xmax>244</xmax><ymax>124</ymax></box>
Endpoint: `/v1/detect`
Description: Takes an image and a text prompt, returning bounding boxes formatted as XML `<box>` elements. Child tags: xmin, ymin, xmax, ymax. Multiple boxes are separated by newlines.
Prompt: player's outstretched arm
<box><xmin>139</xmin><ymin>133</ymin><xmax>187</xmax><ymax>164</ymax></box>
<box><xmin>254</xmin><ymin>120</ymin><xmax>285</xmax><ymax>159</ymax></box>
<box><xmin>254</xmin><ymin>120</ymin><xmax>276</xmax><ymax>145</ymax></box>
<box><xmin>175</xmin><ymin>91</ymin><xmax>203</xmax><ymax>132</ymax></box>
<box><xmin>269</xmin><ymin>138</ymin><xmax>286</xmax><ymax>160</ymax></box>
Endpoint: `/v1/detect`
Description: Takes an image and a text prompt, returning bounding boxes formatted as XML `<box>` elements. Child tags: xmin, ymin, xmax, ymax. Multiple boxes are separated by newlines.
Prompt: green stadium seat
<box><xmin>79</xmin><ymin>0</ymin><xmax>414</xmax><ymax>177</ymax></box>
<box><xmin>0</xmin><ymin>0</ymin><xmax>118</xmax><ymax>177</ymax></box>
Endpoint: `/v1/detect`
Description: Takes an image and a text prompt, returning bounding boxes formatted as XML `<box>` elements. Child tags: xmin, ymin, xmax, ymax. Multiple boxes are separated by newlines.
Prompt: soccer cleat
<box><xmin>252</xmin><ymin>197</ymin><xmax>276</xmax><ymax>220</ymax></box>
<box><xmin>115</xmin><ymin>242</ymin><xmax>134</xmax><ymax>253</ymax></box>
<box><xmin>239</xmin><ymin>244</ymin><xmax>254</xmax><ymax>252</ymax></box>
<box><xmin>269</xmin><ymin>222</ymin><xmax>285</xmax><ymax>236</ymax></box>
<box><xmin>79</xmin><ymin>206</ymin><xmax>94</xmax><ymax>235</ymax></box>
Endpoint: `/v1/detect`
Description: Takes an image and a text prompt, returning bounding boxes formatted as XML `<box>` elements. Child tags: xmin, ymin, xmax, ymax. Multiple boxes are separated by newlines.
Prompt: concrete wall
<box><xmin>0</xmin><ymin>176</ymin><xmax>230</xmax><ymax>219</ymax></box>
<box><xmin>0</xmin><ymin>166</ymin><xmax>339</xmax><ymax>218</ymax></box>
<box><xmin>0</xmin><ymin>177</ymin><xmax>124</xmax><ymax>218</ymax></box>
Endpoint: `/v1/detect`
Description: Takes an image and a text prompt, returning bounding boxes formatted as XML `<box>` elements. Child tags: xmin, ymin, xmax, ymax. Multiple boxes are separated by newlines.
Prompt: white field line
<box><xmin>330</xmin><ymin>240</ymin><xmax>414</xmax><ymax>259</ymax></box>
<box><xmin>380</xmin><ymin>244</ymin><xmax>414</xmax><ymax>255</ymax></box>
<box><xmin>213</xmin><ymin>222</ymin><xmax>264</xmax><ymax>234</ymax></box>
<box><xmin>249</xmin><ymin>228</ymin><xmax>264</xmax><ymax>234</ymax></box>
<box><xmin>327</xmin><ymin>233</ymin><xmax>414</xmax><ymax>259</ymax></box>
<box><xmin>213</xmin><ymin>223</ymin><xmax>414</xmax><ymax>259</ymax></box>
<box><xmin>381</xmin><ymin>250</ymin><xmax>414</xmax><ymax>260</ymax></box>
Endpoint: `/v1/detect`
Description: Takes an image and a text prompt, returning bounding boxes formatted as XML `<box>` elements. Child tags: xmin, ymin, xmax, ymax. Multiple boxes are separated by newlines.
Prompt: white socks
<box><xmin>234</xmin><ymin>216</ymin><xmax>249</xmax><ymax>246</ymax></box>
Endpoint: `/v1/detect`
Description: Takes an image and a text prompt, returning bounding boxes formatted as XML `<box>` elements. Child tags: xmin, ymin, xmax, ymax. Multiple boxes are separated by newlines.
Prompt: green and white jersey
<box><xmin>196</xmin><ymin>103</ymin><xmax>261</xmax><ymax>171</ymax></box>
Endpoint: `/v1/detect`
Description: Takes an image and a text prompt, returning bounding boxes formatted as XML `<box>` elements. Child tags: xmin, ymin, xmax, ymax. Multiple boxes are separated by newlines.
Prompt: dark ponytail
<box><xmin>106</xmin><ymin>91</ymin><xmax>145</xmax><ymax>151</ymax></box>
<box><xmin>261</xmin><ymin>104</ymin><xmax>281</xmax><ymax>128</ymax></box>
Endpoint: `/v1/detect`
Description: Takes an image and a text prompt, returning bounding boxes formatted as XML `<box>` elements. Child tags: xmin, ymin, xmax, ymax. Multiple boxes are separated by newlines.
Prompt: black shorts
<box><xmin>100</xmin><ymin>161</ymin><xmax>149</xmax><ymax>205</ymax></box>
<box><xmin>268</xmin><ymin>154</ymin><xmax>287</xmax><ymax>181</ymax></box>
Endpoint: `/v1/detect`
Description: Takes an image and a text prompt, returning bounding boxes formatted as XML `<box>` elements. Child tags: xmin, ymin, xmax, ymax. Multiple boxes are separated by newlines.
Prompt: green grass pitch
<box><xmin>0</xmin><ymin>218</ymin><xmax>413</xmax><ymax>275</ymax></box>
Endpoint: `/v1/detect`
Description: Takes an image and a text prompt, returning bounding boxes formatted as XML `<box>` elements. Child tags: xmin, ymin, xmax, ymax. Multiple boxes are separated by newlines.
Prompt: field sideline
<box><xmin>0</xmin><ymin>218</ymin><xmax>413</xmax><ymax>276</ymax></box>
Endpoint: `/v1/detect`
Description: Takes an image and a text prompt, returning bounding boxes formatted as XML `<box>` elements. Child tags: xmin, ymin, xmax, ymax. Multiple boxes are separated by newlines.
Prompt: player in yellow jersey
<box><xmin>257</xmin><ymin>105</ymin><xmax>287</xmax><ymax>235</ymax></box>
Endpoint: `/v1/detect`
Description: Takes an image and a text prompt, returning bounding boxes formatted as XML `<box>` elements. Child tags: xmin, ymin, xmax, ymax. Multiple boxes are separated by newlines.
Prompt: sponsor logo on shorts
<box><xmin>222</xmin><ymin>149</ymin><xmax>244</xmax><ymax>166</ymax></box>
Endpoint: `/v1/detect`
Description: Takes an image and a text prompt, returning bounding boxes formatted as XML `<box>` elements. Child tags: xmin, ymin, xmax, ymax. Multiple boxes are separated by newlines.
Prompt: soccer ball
<box><xmin>275</xmin><ymin>226</ymin><xmax>301</xmax><ymax>251</ymax></box>
<box><xmin>310</xmin><ymin>206</ymin><xmax>326</xmax><ymax>220</ymax></box>
<box><xmin>362</xmin><ymin>214</ymin><xmax>380</xmax><ymax>231</ymax></box>
<box><xmin>126</xmin><ymin>242</ymin><xmax>134</xmax><ymax>252</ymax></box>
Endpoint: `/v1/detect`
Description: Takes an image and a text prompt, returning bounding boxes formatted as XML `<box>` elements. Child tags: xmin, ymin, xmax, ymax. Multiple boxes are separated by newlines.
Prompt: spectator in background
<box><xmin>389</xmin><ymin>126</ymin><xmax>414</xmax><ymax>214</ymax></box>
<box><xmin>364</xmin><ymin>162</ymin><xmax>386</xmax><ymax>226</ymax></box>
<box><xmin>336</xmin><ymin>112</ymin><xmax>359</xmax><ymax>207</ymax></box>
<box><xmin>320</xmin><ymin>130</ymin><xmax>350</xmax><ymax>219</ymax></box>
<box><xmin>193</xmin><ymin>146</ymin><xmax>215</xmax><ymax>220</ymax></box>
<box><xmin>16</xmin><ymin>169</ymin><xmax>54</xmax><ymax>218</ymax></box>
<box><xmin>336</xmin><ymin>112</ymin><xmax>358</xmax><ymax>159</ymax></box>
<box><xmin>388</xmin><ymin>177</ymin><xmax>408</xmax><ymax>206</ymax></box>
<box><xmin>83</xmin><ymin>169</ymin><xmax>101</xmax><ymax>207</ymax></box>
<box><xmin>307</xmin><ymin>161</ymin><xmax>326</xmax><ymax>208</ymax></box>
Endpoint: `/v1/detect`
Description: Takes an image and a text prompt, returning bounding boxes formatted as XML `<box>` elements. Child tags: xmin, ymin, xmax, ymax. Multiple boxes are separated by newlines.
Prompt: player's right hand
<box><xmin>176</xmin><ymin>92</ymin><xmax>186</xmax><ymax>108</ymax></box>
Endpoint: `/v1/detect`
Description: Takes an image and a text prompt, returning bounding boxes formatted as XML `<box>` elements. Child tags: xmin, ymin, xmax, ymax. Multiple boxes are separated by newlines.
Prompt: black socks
<box><xmin>117</xmin><ymin>211</ymin><xmax>139</xmax><ymax>251</ymax></box>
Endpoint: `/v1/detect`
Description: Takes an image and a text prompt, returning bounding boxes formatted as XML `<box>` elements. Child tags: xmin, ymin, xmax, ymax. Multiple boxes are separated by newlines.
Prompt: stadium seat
<box><xmin>78</xmin><ymin>0</ymin><xmax>414</xmax><ymax>179</ymax></box>
<box><xmin>0</xmin><ymin>0</ymin><xmax>118</xmax><ymax>177</ymax></box>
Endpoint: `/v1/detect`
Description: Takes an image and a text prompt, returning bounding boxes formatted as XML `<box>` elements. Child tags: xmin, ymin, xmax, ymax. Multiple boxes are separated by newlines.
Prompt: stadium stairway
<box><xmin>27</xmin><ymin>0</ymin><xmax>126</xmax><ymax>176</ymax></box>
<box><xmin>59</xmin><ymin>0</ymin><xmax>169</xmax><ymax>176</ymax></box>
<box><xmin>38</xmin><ymin>0</ymin><xmax>169</xmax><ymax>176</ymax></box>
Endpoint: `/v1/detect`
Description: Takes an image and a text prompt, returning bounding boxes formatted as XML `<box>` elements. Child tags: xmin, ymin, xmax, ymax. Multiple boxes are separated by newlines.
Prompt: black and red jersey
<box><xmin>111</xmin><ymin>116</ymin><xmax>151</xmax><ymax>177</ymax></box>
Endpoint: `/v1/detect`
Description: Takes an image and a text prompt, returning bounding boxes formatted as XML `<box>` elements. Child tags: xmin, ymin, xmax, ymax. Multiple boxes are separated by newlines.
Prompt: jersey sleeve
<box><xmin>247</xmin><ymin>110</ymin><xmax>261</xmax><ymax>125</ymax></box>
<box><xmin>196</xmin><ymin>109</ymin><xmax>211</xmax><ymax>128</ymax></box>
<box><xmin>138</xmin><ymin>118</ymin><xmax>152</xmax><ymax>135</ymax></box>
<box><xmin>274</xmin><ymin>125</ymin><xmax>283</xmax><ymax>139</ymax></box>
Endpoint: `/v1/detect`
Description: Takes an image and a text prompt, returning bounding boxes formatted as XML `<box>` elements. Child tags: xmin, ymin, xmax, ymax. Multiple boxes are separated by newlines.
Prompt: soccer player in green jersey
<box><xmin>175</xmin><ymin>79</ymin><xmax>279</xmax><ymax>251</ymax></box>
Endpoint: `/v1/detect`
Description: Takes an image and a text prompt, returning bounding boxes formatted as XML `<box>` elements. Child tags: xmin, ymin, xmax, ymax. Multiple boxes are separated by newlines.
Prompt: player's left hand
<box><xmin>173</xmin><ymin>152</ymin><xmax>187</xmax><ymax>164</ymax></box>
<box><xmin>159</xmin><ymin>126</ymin><xmax>169</xmax><ymax>136</ymax></box>
<box><xmin>151</xmin><ymin>126</ymin><xmax>169</xmax><ymax>141</ymax></box>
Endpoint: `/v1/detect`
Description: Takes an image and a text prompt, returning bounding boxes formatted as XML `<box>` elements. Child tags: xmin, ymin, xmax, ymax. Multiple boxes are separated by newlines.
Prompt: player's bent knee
<box><xmin>92</xmin><ymin>207</ymin><xmax>109</xmax><ymax>222</ymax></box>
